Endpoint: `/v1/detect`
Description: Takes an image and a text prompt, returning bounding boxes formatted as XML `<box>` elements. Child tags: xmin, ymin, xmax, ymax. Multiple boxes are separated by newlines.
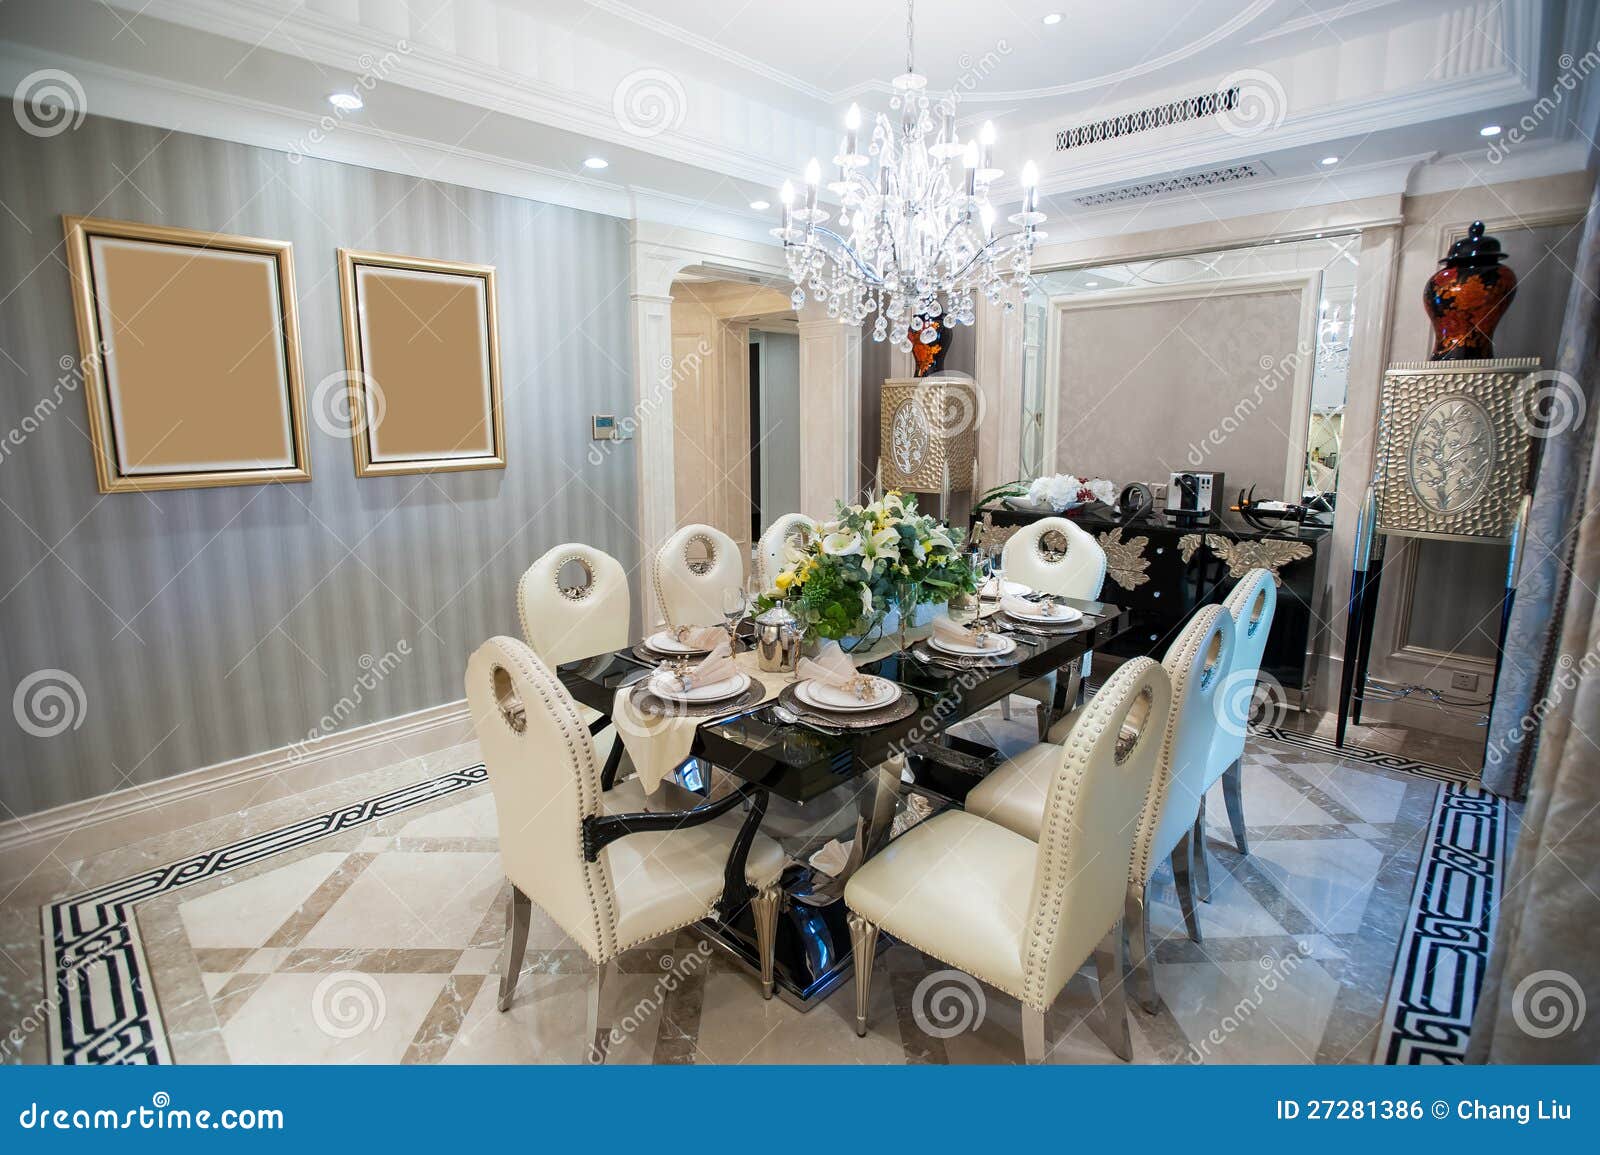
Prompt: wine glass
<box><xmin>721</xmin><ymin>585</ymin><xmax>748</xmax><ymax>649</ymax></box>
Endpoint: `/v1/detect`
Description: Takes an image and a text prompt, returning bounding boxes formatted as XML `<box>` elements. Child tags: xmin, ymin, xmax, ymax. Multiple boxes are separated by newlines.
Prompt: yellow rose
<box><xmin>775</xmin><ymin>570</ymin><xmax>794</xmax><ymax>592</ymax></box>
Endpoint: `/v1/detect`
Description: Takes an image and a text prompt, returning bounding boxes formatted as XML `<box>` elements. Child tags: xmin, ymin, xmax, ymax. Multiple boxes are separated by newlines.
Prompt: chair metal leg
<box><xmin>846</xmin><ymin>912</ymin><xmax>879</xmax><ymax>1037</ymax></box>
<box><xmin>1222</xmin><ymin>759</ymin><xmax>1248</xmax><ymax>855</ymax></box>
<box><xmin>1123</xmin><ymin>882</ymin><xmax>1158</xmax><ymax>1014</ymax></box>
<box><xmin>1022</xmin><ymin>1006</ymin><xmax>1047</xmax><ymax>1065</ymax></box>
<box><xmin>1171</xmin><ymin>832</ymin><xmax>1203</xmax><ymax>943</ymax></box>
<box><xmin>584</xmin><ymin>959</ymin><xmax>610</xmax><ymax>1057</ymax></box>
<box><xmin>1000</xmin><ymin>697</ymin><xmax>1012</xmax><ymax>721</ymax></box>
<box><xmin>497</xmin><ymin>885</ymin><xmax>531</xmax><ymax>1011</ymax></box>
<box><xmin>1192</xmin><ymin>809</ymin><xmax>1212</xmax><ymax>904</ymax></box>
<box><xmin>1092</xmin><ymin>921</ymin><xmax>1132</xmax><ymax>1061</ymax></box>
<box><xmin>751</xmin><ymin>885</ymin><xmax>783</xmax><ymax>1000</ymax></box>
<box><xmin>598</xmin><ymin>729</ymin><xmax>625</xmax><ymax>791</ymax></box>
<box><xmin>1035</xmin><ymin>700</ymin><xmax>1051</xmax><ymax>742</ymax></box>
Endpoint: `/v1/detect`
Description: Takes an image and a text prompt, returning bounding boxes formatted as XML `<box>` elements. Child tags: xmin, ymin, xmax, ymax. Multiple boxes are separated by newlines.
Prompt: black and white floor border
<box><xmin>1373</xmin><ymin>782</ymin><xmax>1507</xmax><ymax>1064</ymax></box>
<box><xmin>43</xmin><ymin>764</ymin><xmax>488</xmax><ymax>1064</ymax></box>
<box><xmin>1255</xmin><ymin>724</ymin><xmax>1480</xmax><ymax>786</ymax></box>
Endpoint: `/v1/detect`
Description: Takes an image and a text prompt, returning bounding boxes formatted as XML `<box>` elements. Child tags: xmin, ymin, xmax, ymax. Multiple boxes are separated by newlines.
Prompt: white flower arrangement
<box><xmin>1026</xmin><ymin>473</ymin><xmax>1117</xmax><ymax>511</ymax></box>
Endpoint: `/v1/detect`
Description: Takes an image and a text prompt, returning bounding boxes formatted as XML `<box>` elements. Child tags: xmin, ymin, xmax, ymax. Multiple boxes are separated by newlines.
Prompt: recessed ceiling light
<box><xmin>750</xmin><ymin>199</ymin><xmax>770</xmax><ymax>211</ymax></box>
<box><xmin>1085</xmin><ymin>280</ymin><xmax>1099</xmax><ymax>287</ymax></box>
<box><xmin>1043</xmin><ymin>13</ymin><xmax>1063</xmax><ymax>25</ymax></box>
<box><xmin>1320</xmin><ymin>155</ymin><xmax>1340</xmax><ymax>166</ymax></box>
<box><xmin>1480</xmin><ymin>124</ymin><xmax>1502</xmax><ymax>137</ymax></box>
<box><xmin>582</xmin><ymin>156</ymin><xmax>609</xmax><ymax>170</ymax></box>
<box><xmin>327</xmin><ymin>92</ymin><xmax>362</xmax><ymax>111</ymax></box>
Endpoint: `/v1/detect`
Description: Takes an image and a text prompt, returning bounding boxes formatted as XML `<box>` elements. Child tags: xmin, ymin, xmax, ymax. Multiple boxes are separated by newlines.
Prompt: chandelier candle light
<box><xmin>773</xmin><ymin>0</ymin><xmax>1046</xmax><ymax>351</ymax></box>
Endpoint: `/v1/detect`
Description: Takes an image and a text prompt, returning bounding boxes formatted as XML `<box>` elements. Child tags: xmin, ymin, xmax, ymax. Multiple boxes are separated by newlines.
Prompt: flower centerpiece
<box><xmin>758</xmin><ymin>492</ymin><xmax>976</xmax><ymax>648</ymax></box>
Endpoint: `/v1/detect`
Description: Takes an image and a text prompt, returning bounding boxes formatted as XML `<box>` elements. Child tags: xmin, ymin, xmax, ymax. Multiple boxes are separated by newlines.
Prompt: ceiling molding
<box><xmin>0</xmin><ymin>40</ymin><xmax>780</xmax><ymax>247</ymax></box>
<box><xmin>834</xmin><ymin>0</ymin><xmax>1279</xmax><ymax>103</ymax></box>
<box><xmin>1248</xmin><ymin>0</ymin><xmax>1406</xmax><ymax>44</ymax></box>
<box><xmin>580</xmin><ymin>0</ymin><xmax>833</xmax><ymax>103</ymax></box>
<box><xmin>111</xmin><ymin>0</ymin><xmax>826</xmax><ymax>189</ymax></box>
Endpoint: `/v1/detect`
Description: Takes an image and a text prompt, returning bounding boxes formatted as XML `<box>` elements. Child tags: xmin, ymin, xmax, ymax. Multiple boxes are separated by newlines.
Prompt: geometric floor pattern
<box><xmin>1374</xmin><ymin>782</ymin><xmax>1508</xmax><ymax>1064</ymax></box>
<box><xmin>11</xmin><ymin>703</ymin><xmax>1478</xmax><ymax>1066</ymax></box>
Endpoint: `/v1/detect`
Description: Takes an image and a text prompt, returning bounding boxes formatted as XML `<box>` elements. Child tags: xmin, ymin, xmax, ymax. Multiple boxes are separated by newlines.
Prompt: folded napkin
<box><xmin>931</xmin><ymin>615</ymin><xmax>1001</xmax><ymax>649</ymax></box>
<box><xmin>666</xmin><ymin>640</ymin><xmax>736</xmax><ymax>689</ymax></box>
<box><xmin>796</xmin><ymin>640</ymin><xmax>859</xmax><ymax>688</ymax></box>
<box><xmin>669</xmin><ymin>624</ymin><xmax>725</xmax><ymax>649</ymax></box>
<box><xmin>1002</xmin><ymin>593</ymin><xmax>1069</xmax><ymax>618</ymax></box>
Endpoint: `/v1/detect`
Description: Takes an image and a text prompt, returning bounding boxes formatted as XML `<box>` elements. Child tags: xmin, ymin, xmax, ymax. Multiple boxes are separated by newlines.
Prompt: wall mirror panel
<box><xmin>1021</xmin><ymin>233</ymin><xmax>1360</xmax><ymax>506</ymax></box>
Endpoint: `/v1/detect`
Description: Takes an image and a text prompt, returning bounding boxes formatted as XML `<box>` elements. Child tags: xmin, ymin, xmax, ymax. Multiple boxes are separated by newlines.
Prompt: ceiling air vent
<box><xmin>1055</xmin><ymin>86</ymin><xmax>1241</xmax><ymax>152</ymax></box>
<box><xmin>1072</xmin><ymin>163</ymin><xmax>1262</xmax><ymax>207</ymax></box>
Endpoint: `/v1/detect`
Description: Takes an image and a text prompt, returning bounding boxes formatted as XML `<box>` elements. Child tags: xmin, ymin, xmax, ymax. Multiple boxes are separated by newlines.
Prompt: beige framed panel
<box><xmin>1042</xmin><ymin>271</ymin><xmax>1321</xmax><ymax>501</ymax></box>
<box><xmin>63</xmin><ymin>215</ymin><xmax>311</xmax><ymax>494</ymax></box>
<box><xmin>337</xmin><ymin>248</ymin><xmax>505</xmax><ymax>477</ymax></box>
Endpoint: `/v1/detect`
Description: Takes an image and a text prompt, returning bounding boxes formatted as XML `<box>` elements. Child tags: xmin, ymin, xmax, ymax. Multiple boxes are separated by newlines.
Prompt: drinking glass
<box><xmin>721</xmin><ymin>586</ymin><xmax>748</xmax><ymax>649</ymax></box>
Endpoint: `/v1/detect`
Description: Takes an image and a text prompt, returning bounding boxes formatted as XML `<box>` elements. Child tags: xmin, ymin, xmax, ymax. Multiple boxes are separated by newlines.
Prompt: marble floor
<box><xmin>1</xmin><ymin>700</ymin><xmax>1456</xmax><ymax>1066</ymax></box>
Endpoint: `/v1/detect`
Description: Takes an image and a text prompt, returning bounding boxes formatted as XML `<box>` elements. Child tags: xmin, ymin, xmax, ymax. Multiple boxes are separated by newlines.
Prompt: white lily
<box><xmin>821</xmin><ymin>530</ymin><xmax>863</xmax><ymax>556</ymax></box>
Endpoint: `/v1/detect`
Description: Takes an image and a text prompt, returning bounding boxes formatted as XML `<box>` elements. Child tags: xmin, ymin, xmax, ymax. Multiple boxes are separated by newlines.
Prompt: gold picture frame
<box><xmin>63</xmin><ymin>215</ymin><xmax>311</xmax><ymax>494</ymax></box>
<box><xmin>336</xmin><ymin>248</ymin><xmax>505</xmax><ymax>477</ymax></box>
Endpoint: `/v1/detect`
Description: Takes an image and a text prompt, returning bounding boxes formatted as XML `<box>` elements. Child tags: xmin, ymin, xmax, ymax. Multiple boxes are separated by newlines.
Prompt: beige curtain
<box><xmin>1467</xmin><ymin>365</ymin><xmax>1600</xmax><ymax>1062</ymax></box>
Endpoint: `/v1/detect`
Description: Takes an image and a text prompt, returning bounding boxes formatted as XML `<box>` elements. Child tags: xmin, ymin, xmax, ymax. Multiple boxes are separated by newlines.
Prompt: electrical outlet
<box><xmin>1451</xmin><ymin>671</ymin><xmax>1479</xmax><ymax>692</ymax></box>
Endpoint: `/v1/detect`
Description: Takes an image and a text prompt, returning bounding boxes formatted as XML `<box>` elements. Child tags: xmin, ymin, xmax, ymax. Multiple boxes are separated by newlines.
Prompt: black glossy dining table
<box><xmin>555</xmin><ymin>595</ymin><xmax>1133</xmax><ymax>1009</ymax></box>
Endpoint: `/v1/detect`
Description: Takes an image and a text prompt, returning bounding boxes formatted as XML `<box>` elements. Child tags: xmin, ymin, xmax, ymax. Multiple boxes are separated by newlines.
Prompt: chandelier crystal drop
<box><xmin>772</xmin><ymin>0</ymin><xmax>1045</xmax><ymax>350</ymax></box>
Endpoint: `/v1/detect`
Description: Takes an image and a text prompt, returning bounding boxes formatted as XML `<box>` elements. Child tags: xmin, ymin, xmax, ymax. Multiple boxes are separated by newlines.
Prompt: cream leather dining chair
<box><xmin>466</xmin><ymin>637</ymin><xmax>789</xmax><ymax>1041</ymax></box>
<box><xmin>1201</xmin><ymin>568</ymin><xmax>1277</xmax><ymax>872</ymax></box>
<box><xmin>754</xmin><ymin>514</ymin><xmax>817</xmax><ymax>591</ymax></box>
<box><xmin>964</xmin><ymin>605</ymin><xmax>1235</xmax><ymax>1013</ymax></box>
<box><xmin>653</xmin><ymin>524</ymin><xmax>745</xmax><ymax>628</ymax></box>
<box><xmin>998</xmin><ymin>517</ymin><xmax>1108</xmax><ymax>737</ymax></box>
<box><xmin>844</xmin><ymin>657</ymin><xmax>1172</xmax><ymax>1063</ymax></box>
<box><xmin>518</xmin><ymin>544</ymin><xmax>631</xmax><ymax>790</ymax></box>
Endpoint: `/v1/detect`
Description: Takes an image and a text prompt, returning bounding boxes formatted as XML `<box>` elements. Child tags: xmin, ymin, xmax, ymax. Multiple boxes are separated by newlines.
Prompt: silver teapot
<box><xmin>754</xmin><ymin>605</ymin><xmax>803</xmax><ymax>673</ymax></box>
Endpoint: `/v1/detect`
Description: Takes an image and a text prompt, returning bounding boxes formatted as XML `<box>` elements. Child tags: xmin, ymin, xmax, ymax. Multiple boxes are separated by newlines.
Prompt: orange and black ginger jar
<box><xmin>1423</xmin><ymin>220</ymin><xmax>1517</xmax><ymax>360</ymax></box>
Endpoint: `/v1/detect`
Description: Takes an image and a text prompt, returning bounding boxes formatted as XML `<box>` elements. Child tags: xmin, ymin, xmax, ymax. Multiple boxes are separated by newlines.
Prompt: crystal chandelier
<box><xmin>773</xmin><ymin>0</ymin><xmax>1045</xmax><ymax>351</ymax></box>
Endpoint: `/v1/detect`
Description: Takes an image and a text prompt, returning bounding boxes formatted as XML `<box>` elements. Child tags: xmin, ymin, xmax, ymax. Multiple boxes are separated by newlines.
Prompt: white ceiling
<box><xmin>0</xmin><ymin>0</ymin><xmax>1594</xmax><ymax>242</ymax></box>
<box><xmin>531</xmin><ymin>0</ymin><xmax>1367</xmax><ymax>102</ymax></box>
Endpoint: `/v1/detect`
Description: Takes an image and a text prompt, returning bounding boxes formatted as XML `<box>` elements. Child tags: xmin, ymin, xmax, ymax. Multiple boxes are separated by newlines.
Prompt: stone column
<box><xmin>797</xmin><ymin>304</ymin><xmax>863</xmax><ymax>518</ymax></box>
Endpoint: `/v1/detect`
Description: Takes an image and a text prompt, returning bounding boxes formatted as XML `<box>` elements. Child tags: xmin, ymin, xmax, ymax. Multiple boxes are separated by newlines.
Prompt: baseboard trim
<box><xmin>0</xmin><ymin>698</ymin><xmax>474</xmax><ymax>880</ymax></box>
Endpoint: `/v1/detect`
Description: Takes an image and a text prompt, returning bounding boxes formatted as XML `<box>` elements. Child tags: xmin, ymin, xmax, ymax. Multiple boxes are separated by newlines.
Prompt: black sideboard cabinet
<box><xmin>973</xmin><ymin>504</ymin><xmax>1332</xmax><ymax>701</ymax></box>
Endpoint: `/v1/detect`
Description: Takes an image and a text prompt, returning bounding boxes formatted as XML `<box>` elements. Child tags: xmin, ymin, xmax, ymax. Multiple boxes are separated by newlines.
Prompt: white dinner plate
<box><xmin>928</xmin><ymin>632</ymin><xmax>1017</xmax><ymax>658</ymax></box>
<box><xmin>649</xmin><ymin>670</ymin><xmax>749</xmax><ymax>703</ymax></box>
<box><xmin>644</xmin><ymin>630</ymin><xmax>714</xmax><ymax>655</ymax></box>
<box><xmin>1006</xmin><ymin>602</ymin><xmax>1083</xmax><ymax>625</ymax></box>
<box><xmin>795</xmin><ymin>676</ymin><xmax>898</xmax><ymax>713</ymax></box>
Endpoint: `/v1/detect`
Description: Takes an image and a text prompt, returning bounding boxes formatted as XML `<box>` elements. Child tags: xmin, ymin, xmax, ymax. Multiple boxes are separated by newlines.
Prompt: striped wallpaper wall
<box><xmin>0</xmin><ymin>115</ymin><xmax>639</xmax><ymax>817</ymax></box>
